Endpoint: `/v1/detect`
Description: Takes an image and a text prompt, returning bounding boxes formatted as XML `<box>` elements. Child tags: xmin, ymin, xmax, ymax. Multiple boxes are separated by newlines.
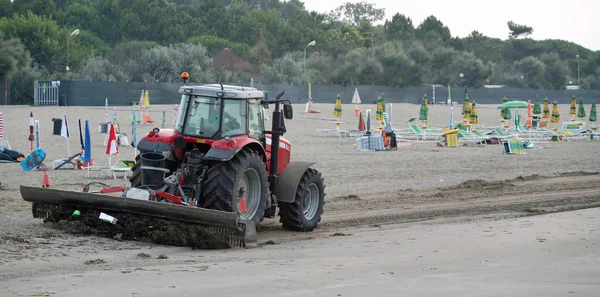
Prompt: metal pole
<box><xmin>576</xmin><ymin>54</ymin><xmax>580</xmax><ymax>86</ymax></box>
<box><xmin>66</xmin><ymin>36</ymin><xmax>70</xmax><ymax>72</ymax></box>
<box><xmin>304</xmin><ymin>46</ymin><xmax>307</xmax><ymax>76</ymax></box>
<box><xmin>577</xmin><ymin>60</ymin><xmax>580</xmax><ymax>85</ymax></box>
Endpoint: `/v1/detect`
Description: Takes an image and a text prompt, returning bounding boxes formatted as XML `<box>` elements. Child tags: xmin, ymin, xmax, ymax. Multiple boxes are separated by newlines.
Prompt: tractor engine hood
<box><xmin>137</xmin><ymin>128</ymin><xmax>179</xmax><ymax>154</ymax></box>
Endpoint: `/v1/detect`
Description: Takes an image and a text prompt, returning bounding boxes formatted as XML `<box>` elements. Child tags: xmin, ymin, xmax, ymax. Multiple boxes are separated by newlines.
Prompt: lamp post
<box><xmin>66</xmin><ymin>29</ymin><xmax>80</xmax><ymax>72</ymax></box>
<box><xmin>576</xmin><ymin>54</ymin><xmax>580</xmax><ymax>85</ymax></box>
<box><xmin>304</xmin><ymin>40</ymin><xmax>316</xmax><ymax>76</ymax></box>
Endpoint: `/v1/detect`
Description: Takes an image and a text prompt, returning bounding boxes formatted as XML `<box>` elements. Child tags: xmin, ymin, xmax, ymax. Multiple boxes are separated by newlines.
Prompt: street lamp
<box><xmin>304</xmin><ymin>40</ymin><xmax>316</xmax><ymax>76</ymax></box>
<box><xmin>66</xmin><ymin>29</ymin><xmax>80</xmax><ymax>72</ymax></box>
<box><xmin>576</xmin><ymin>54</ymin><xmax>580</xmax><ymax>85</ymax></box>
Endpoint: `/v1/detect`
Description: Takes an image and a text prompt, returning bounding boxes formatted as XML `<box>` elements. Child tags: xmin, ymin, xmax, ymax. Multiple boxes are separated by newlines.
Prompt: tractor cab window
<box><xmin>176</xmin><ymin>94</ymin><xmax>247</xmax><ymax>139</ymax></box>
<box><xmin>221</xmin><ymin>99</ymin><xmax>246</xmax><ymax>137</ymax></box>
<box><xmin>177</xmin><ymin>95</ymin><xmax>221</xmax><ymax>138</ymax></box>
<box><xmin>247</xmin><ymin>98</ymin><xmax>263</xmax><ymax>140</ymax></box>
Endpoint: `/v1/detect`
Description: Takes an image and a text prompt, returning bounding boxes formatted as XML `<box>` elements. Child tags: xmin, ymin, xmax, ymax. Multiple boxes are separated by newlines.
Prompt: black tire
<box><xmin>278</xmin><ymin>168</ymin><xmax>325</xmax><ymax>232</ymax></box>
<box><xmin>201</xmin><ymin>149</ymin><xmax>269</xmax><ymax>227</ymax></box>
<box><xmin>129</xmin><ymin>154</ymin><xmax>141</xmax><ymax>187</ymax></box>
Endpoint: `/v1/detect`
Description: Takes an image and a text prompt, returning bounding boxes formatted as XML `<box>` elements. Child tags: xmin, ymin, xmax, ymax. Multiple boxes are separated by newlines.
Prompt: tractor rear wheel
<box><xmin>278</xmin><ymin>168</ymin><xmax>325</xmax><ymax>232</ymax></box>
<box><xmin>129</xmin><ymin>154</ymin><xmax>141</xmax><ymax>187</ymax></box>
<box><xmin>201</xmin><ymin>149</ymin><xmax>269</xmax><ymax>227</ymax></box>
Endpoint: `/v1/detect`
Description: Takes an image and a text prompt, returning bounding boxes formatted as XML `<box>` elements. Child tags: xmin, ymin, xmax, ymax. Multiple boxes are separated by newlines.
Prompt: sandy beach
<box><xmin>0</xmin><ymin>101</ymin><xmax>599</xmax><ymax>295</ymax></box>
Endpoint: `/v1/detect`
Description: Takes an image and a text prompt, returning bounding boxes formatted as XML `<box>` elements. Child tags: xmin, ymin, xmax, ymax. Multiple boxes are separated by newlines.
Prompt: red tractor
<box><xmin>128</xmin><ymin>75</ymin><xmax>325</xmax><ymax>232</ymax></box>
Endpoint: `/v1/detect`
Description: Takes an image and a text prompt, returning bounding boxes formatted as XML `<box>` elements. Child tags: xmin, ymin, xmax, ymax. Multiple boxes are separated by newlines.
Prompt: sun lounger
<box><xmin>143</xmin><ymin>115</ymin><xmax>154</xmax><ymax>125</ymax></box>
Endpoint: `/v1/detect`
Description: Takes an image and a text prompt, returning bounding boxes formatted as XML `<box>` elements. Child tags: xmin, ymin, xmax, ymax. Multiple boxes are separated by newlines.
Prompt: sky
<box><xmin>300</xmin><ymin>0</ymin><xmax>598</xmax><ymax>52</ymax></box>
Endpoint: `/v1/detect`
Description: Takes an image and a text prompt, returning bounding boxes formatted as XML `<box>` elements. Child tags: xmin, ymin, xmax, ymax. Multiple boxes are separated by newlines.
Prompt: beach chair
<box><xmin>516</xmin><ymin>123</ymin><xmax>550</xmax><ymax>139</ymax></box>
<box><xmin>53</xmin><ymin>152</ymin><xmax>82</xmax><ymax>170</ymax></box>
<box><xmin>455</xmin><ymin>127</ymin><xmax>488</xmax><ymax>146</ymax></box>
<box><xmin>143</xmin><ymin>115</ymin><xmax>155</xmax><ymax>125</ymax></box>
<box><xmin>109</xmin><ymin>159</ymin><xmax>134</xmax><ymax>180</ymax></box>
<box><xmin>403</xmin><ymin>121</ymin><xmax>442</xmax><ymax>141</ymax></box>
<box><xmin>103</xmin><ymin>123</ymin><xmax>130</xmax><ymax>146</ymax></box>
<box><xmin>130</xmin><ymin>115</ymin><xmax>141</xmax><ymax>124</ymax></box>
<box><xmin>85</xmin><ymin>159</ymin><xmax>133</xmax><ymax>180</ymax></box>
<box><xmin>0</xmin><ymin>139</ymin><xmax>11</xmax><ymax>150</ymax></box>
<box><xmin>502</xmin><ymin>138</ymin><xmax>525</xmax><ymax>154</ymax></box>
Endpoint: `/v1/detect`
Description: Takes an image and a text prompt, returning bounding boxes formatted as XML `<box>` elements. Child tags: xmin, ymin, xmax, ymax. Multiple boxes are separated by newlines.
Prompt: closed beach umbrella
<box><xmin>144</xmin><ymin>90</ymin><xmax>150</xmax><ymax>115</ymax></box>
<box><xmin>358</xmin><ymin>111</ymin><xmax>365</xmax><ymax>131</ymax></box>
<box><xmin>375</xmin><ymin>96</ymin><xmax>382</xmax><ymax>121</ymax></box>
<box><xmin>132</xmin><ymin>110</ymin><xmax>138</xmax><ymax>149</ymax></box>
<box><xmin>83</xmin><ymin>120</ymin><xmax>91</xmax><ymax>164</ymax></box>
<box><xmin>569</xmin><ymin>95</ymin><xmax>576</xmax><ymax>118</ymax></box>
<box><xmin>503</xmin><ymin>106</ymin><xmax>512</xmax><ymax>120</ymax></box>
<box><xmin>500</xmin><ymin>96</ymin><xmax>508</xmax><ymax>118</ymax></box>
<box><xmin>28</xmin><ymin>111</ymin><xmax>34</xmax><ymax>151</ymax></box>
<box><xmin>333</xmin><ymin>93</ymin><xmax>342</xmax><ymax>118</ymax></box>
<box><xmin>172</xmin><ymin>104</ymin><xmax>179</xmax><ymax>128</ymax></box>
<box><xmin>0</xmin><ymin>112</ymin><xmax>4</xmax><ymax>142</ymax></box>
<box><xmin>469</xmin><ymin>101</ymin><xmax>478</xmax><ymax>124</ymax></box>
<box><xmin>577</xmin><ymin>98</ymin><xmax>586</xmax><ymax>119</ymax></box>
<box><xmin>551</xmin><ymin>100</ymin><xmax>560</xmax><ymax>123</ymax></box>
<box><xmin>526</xmin><ymin>100</ymin><xmax>533</xmax><ymax>129</ymax></box>
<box><xmin>381</xmin><ymin>94</ymin><xmax>386</xmax><ymax>115</ymax></box>
<box><xmin>161</xmin><ymin>108</ymin><xmax>166</xmax><ymax>128</ymax></box>
<box><xmin>533</xmin><ymin>98</ymin><xmax>542</xmax><ymax>115</ymax></box>
<box><xmin>589</xmin><ymin>100</ymin><xmax>597</xmax><ymax>123</ymax></box>
<box><xmin>366</xmin><ymin>109</ymin><xmax>372</xmax><ymax>135</ymax></box>
<box><xmin>543</xmin><ymin>97</ymin><xmax>550</xmax><ymax>118</ymax></box>
<box><xmin>462</xmin><ymin>95</ymin><xmax>471</xmax><ymax>120</ymax></box>
<box><xmin>419</xmin><ymin>95</ymin><xmax>428</xmax><ymax>122</ymax></box>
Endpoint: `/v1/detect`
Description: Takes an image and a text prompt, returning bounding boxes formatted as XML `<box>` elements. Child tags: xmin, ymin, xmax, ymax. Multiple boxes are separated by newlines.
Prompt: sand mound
<box><xmin>43</xmin><ymin>206</ymin><xmax>232</xmax><ymax>249</ymax></box>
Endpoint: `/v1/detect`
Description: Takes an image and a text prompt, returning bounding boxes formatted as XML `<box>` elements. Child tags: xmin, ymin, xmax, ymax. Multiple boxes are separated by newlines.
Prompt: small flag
<box><xmin>60</xmin><ymin>114</ymin><xmax>70</xmax><ymax>139</ymax></box>
<box><xmin>106</xmin><ymin>123</ymin><xmax>119</xmax><ymax>155</ymax></box>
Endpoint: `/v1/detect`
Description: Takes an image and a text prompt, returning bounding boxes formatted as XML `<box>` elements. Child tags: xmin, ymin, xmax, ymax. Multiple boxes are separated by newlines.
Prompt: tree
<box><xmin>328</xmin><ymin>1</ymin><xmax>385</xmax><ymax>27</ymax></box>
<box><xmin>507</xmin><ymin>21</ymin><xmax>533</xmax><ymax>39</ymax></box>
<box><xmin>515</xmin><ymin>56</ymin><xmax>545</xmax><ymax>89</ymax></box>
<box><xmin>249</xmin><ymin>35</ymin><xmax>273</xmax><ymax>68</ymax></box>
<box><xmin>0</xmin><ymin>32</ymin><xmax>30</xmax><ymax>80</ymax></box>
<box><xmin>0</xmin><ymin>12</ymin><xmax>66</xmax><ymax>72</ymax></box>
<box><xmin>540</xmin><ymin>53</ymin><xmax>568</xmax><ymax>90</ymax></box>
<box><xmin>384</xmin><ymin>13</ymin><xmax>414</xmax><ymax>40</ymax></box>
<box><xmin>416</xmin><ymin>16</ymin><xmax>451</xmax><ymax>42</ymax></box>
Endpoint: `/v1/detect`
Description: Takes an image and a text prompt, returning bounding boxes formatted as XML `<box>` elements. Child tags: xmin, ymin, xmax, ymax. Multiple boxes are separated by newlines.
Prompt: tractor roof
<box><xmin>179</xmin><ymin>84</ymin><xmax>264</xmax><ymax>99</ymax></box>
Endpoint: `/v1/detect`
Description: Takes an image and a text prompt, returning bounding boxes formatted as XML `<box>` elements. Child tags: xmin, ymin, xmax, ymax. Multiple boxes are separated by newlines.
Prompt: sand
<box><xmin>1</xmin><ymin>207</ymin><xmax>599</xmax><ymax>297</ymax></box>
<box><xmin>0</xmin><ymin>102</ymin><xmax>599</xmax><ymax>295</ymax></box>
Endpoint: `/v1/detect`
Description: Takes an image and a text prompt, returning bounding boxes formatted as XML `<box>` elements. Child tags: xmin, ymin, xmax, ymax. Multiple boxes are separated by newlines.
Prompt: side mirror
<box><xmin>276</xmin><ymin>91</ymin><xmax>285</xmax><ymax>100</ymax></box>
<box><xmin>283</xmin><ymin>104</ymin><xmax>293</xmax><ymax>120</ymax></box>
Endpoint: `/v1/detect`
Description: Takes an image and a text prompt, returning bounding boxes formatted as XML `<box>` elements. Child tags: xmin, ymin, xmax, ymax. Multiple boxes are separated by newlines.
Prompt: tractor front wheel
<box><xmin>201</xmin><ymin>149</ymin><xmax>269</xmax><ymax>227</ymax></box>
<box><xmin>278</xmin><ymin>168</ymin><xmax>325</xmax><ymax>232</ymax></box>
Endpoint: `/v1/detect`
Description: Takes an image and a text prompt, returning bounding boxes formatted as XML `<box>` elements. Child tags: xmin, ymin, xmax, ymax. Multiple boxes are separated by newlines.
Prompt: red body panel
<box><xmin>144</xmin><ymin>128</ymin><xmax>216</xmax><ymax>146</ymax></box>
<box><xmin>211</xmin><ymin>134</ymin><xmax>258</xmax><ymax>151</ymax></box>
<box><xmin>264</xmin><ymin>134</ymin><xmax>291</xmax><ymax>175</ymax></box>
<box><xmin>142</xmin><ymin>129</ymin><xmax>292</xmax><ymax>176</ymax></box>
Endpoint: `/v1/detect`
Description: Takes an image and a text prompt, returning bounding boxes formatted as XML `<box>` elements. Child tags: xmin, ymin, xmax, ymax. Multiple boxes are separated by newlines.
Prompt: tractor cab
<box><xmin>175</xmin><ymin>84</ymin><xmax>267</xmax><ymax>141</ymax></box>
